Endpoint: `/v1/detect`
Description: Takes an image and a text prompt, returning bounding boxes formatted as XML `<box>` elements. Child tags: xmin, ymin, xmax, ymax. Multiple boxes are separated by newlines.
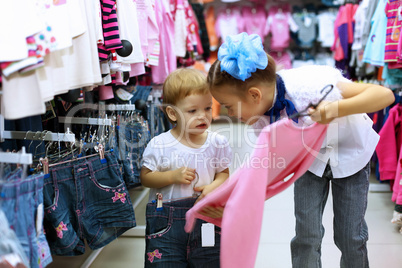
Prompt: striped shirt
<box><xmin>98</xmin><ymin>0</ymin><xmax>123</xmax><ymax>61</ymax></box>
<box><xmin>384</xmin><ymin>0</ymin><xmax>402</xmax><ymax>62</ymax></box>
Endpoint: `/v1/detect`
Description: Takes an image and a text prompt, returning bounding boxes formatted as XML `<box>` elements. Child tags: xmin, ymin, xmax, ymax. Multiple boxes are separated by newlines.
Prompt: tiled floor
<box><xmin>48</xmin><ymin>122</ymin><xmax>402</xmax><ymax>268</ymax></box>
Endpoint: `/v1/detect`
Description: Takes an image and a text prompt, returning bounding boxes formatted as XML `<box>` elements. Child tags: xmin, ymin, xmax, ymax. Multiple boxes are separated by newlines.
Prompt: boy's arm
<box><xmin>140</xmin><ymin>167</ymin><xmax>196</xmax><ymax>188</ymax></box>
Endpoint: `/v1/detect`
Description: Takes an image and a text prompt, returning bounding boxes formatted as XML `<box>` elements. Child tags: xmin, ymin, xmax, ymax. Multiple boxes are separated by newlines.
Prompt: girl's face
<box><xmin>211</xmin><ymin>86</ymin><xmax>262</xmax><ymax>125</ymax></box>
<box><xmin>171</xmin><ymin>93</ymin><xmax>213</xmax><ymax>135</ymax></box>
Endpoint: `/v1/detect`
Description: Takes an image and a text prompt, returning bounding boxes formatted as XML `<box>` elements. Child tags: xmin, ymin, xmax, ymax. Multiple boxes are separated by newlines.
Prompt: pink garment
<box><xmin>215</xmin><ymin>7</ymin><xmax>243</xmax><ymax>42</ymax></box>
<box><xmin>151</xmin><ymin>0</ymin><xmax>176</xmax><ymax>84</ymax></box>
<box><xmin>376</xmin><ymin>104</ymin><xmax>402</xmax><ymax>204</ymax></box>
<box><xmin>184</xmin><ymin>0</ymin><xmax>203</xmax><ymax>56</ymax></box>
<box><xmin>241</xmin><ymin>6</ymin><xmax>266</xmax><ymax>39</ymax></box>
<box><xmin>264</xmin><ymin>5</ymin><xmax>297</xmax><ymax>51</ymax></box>
<box><xmin>384</xmin><ymin>0</ymin><xmax>402</xmax><ymax>63</ymax></box>
<box><xmin>136</xmin><ymin>0</ymin><xmax>159</xmax><ymax>59</ymax></box>
<box><xmin>185</xmin><ymin>119</ymin><xmax>328</xmax><ymax>268</ymax></box>
<box><xmin>98</xmin><ymin>85</ymin><xmax>114</xmax><ymax>100</ymax></box>
<box><xmin>331</xmin><ymin>4</ymin><xmax>358</xmax><ymax>61</ymax></box>
<box><xmin>270</xmin><ymin>50</ymin><xmax>292</xmax><ymax>69</ymax></box>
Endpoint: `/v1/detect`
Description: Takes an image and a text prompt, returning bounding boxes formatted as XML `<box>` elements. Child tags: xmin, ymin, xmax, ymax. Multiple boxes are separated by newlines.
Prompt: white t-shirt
<box><xmin>142</xmin><ymin>130</ymin><xmax>232</xmax><ymax>202</ymax></box>
<box><xmin>254</xmin><ymin>65</ymin><xmax>379</xmax><ymax>178</ymax></box>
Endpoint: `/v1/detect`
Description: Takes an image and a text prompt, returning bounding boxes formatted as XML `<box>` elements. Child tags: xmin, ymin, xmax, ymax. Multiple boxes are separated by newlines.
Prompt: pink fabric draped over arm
<box><xmin>185</xmin><ymin>119</ymin><xmax>328</xmax><ymax>268</ymax></box>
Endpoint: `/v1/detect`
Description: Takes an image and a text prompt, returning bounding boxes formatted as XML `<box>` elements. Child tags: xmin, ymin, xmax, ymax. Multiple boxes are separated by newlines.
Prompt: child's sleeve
<box><xmin>142</xmin><ymin>138</ymin><xmax>160</xmax><ymax>172</ymax></box>
<box><xmin>213</xmin><ymin>134</ymin><xmax>232</xmax><ymax>173</ymax></box>
<box><xmin>287</xmin><ymin>13</ymin><xmax>299</xmax><ymax>33</ymax></box>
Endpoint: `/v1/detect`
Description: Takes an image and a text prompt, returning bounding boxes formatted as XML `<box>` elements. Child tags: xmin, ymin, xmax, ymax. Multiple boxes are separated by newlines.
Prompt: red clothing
<box><xmin>185</xmin><ymin>119</ymin><xmax>328</xmax><ymax>268</ymax></box>
<box><xmin>376</xmin><ymin>104</ymin><xmax>402</xmax><ymax>205</ymax></box>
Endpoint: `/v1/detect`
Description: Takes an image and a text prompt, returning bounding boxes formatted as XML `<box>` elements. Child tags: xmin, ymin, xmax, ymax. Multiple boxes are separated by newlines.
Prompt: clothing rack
<box><xmin>58</xmin><ymin>116</ymin><xmax>112</xmax><ymax>126</ymax></box>
<box><xmin>0</xmin><ymin>146</ymin><xmax>32</xmax><ymax>165</ymax></box>
<box><xmin>104</xmin><ymin>104</ymin><xmax>136</xmax><ymax>111</ymax></box>
<box><xmin>0</xmin><ymin>115</ymin><xmax>75</xmax><ymax>143</ymax></box>
<box><xmin>80</xmin><ymin>103</ymin><xmax>149</xmax><ymax>268</ymax></box>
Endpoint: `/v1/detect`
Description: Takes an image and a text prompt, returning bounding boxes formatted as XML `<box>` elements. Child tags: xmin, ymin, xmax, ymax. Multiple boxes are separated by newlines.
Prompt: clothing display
<box><xmin>185</xmin><ymin>119</ymin><xmax>328</xmax><ymax>268</ymax></box>
<box><xmin>1</xmin><ymin>0</ymin><xmax>402</xmax><ymax>267</ymax></box>
<box><xmin>1</xmin><ymin>171</ymin><xmax>53</xmax><ymax>268</ymax></box>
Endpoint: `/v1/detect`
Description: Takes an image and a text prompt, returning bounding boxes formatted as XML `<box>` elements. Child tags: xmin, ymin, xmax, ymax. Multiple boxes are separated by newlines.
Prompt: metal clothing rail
<box><xmin>105</xmin><ymin>104</ymin><xmax>136</xmax><ymax>111</ymax></box>
<box><xmin>58</xmin><ymin>116</ymin><xmax>112</xmax><ymax>126</ymax></box>
<box><xmin>0</xmin><ymin>115</ymin><xmax>76</xmax><ymax>143</ymax></box>
<box><xmin>0</xmin><ymin>146</ymin><xmax>32</xmax><ymax>165</ymax></box>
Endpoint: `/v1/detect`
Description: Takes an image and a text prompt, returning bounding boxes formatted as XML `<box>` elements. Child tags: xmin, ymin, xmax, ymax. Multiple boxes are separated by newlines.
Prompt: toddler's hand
<box><xmin>194</xmin><ymin>184</ymin><xmax>215</xmax><ymax>203</ymax></box>
<box><xmin>172</xmin><ymin>167</ymin><xmax>196</xmax><ymax>185</ymax></box>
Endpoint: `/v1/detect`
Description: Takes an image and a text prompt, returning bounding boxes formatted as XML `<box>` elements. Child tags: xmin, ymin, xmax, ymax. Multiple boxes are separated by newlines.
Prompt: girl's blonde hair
<box><xmin>207</xmin><ymin>53</ymin><xmax>277</xmax><ymax>99</ymax></box>
<box><xmin>163</xmin><ymin>68</ymin><xmax>209</xmax><ymax>123</ymax></box>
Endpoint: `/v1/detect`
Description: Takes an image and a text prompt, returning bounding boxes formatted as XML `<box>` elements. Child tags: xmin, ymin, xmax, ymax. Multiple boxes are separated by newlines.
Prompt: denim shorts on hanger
<box><xmin>118</xmin><ymin>121</ymin><xmax>150</xmax><ymax>189</ymax></box>
<box><xmin>43</xmin><ymin>151</ymin><xmax>136</xmax><ymax>256</ymax></box>
<box><xmin>0</xmin><ymin>210</ymin><xmax>30</xmax><ymax>267</ymax></box>
<box><xmin>0</xmin><ymin>173</ymin><xmax>53</xmax><ymax>268</ymax></box>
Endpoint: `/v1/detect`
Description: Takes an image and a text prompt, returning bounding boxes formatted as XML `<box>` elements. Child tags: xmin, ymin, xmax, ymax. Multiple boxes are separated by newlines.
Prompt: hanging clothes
<box><xmin>376</xmin><ymin>103</ymin><xmax>402</xmax><ymax>205</ymax></box>
<box><xmin>1</xmin><ymin>172</ymin><xmax>53</xmax><ymax>268</ymax></box>
<box><xmin>43</xmin><ymin>151</ymin><xmax>136</xmax><ymax>256</ymax></box>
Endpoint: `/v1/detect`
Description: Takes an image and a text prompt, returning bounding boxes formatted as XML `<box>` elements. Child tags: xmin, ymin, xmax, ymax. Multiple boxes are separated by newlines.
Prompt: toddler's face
<box><xmin>211</xmin><ymin>86</ymin><xmax>261</xmax><ymax>125</ymax></box>
<box><xmin>174</xmin><ymin>93</ymin><xmax>213</xmax><ymax>135</ymax></box>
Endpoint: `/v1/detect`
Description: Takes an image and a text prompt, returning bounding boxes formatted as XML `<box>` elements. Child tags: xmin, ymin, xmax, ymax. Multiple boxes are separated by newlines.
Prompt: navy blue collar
<box><xmin>265</xmin><ymin>74</ymin><xmax>298</xmax><ymax>123</ymax></box>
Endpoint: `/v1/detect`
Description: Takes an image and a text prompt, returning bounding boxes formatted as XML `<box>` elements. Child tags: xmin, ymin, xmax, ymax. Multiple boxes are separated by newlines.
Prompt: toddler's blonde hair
<box><xmin>163</xmin><ymin>68</ymin><xmax>209</xmax><ymax>124</ymax></box>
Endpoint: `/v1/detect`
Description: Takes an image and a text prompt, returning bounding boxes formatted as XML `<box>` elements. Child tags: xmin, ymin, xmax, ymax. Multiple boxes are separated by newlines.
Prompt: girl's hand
<box><xmin>199</xmin><ymin>205</ymin><xmax>225</xmax><ymax>218</ymax></box>
<box><xmin>307</xmin><ymin>100</ymin><xmax>338</xmax><ymax>124</ymax></box>
<box><xmin>172</xmin><ymin>167</ymin><xmax>196</xmax><ymax>185</ymax></box>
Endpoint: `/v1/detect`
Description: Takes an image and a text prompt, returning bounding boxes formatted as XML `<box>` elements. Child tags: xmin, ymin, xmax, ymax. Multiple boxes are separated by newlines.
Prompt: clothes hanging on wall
<box><xmin>0</xmin><ymin>0</ymin><xmax>207</xmax><ymax>121</ymax></box>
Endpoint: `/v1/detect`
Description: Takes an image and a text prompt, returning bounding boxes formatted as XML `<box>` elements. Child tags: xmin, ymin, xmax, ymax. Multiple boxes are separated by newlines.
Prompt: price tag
<box><xmin>201</xmin><ymin>223</ymin><xmax>215</xmax><ymax>247</ymax></box>
<box><xmin>36</xmin><ymin>203</ymin><xmax>44</xmax><ymax>237</ymax></box>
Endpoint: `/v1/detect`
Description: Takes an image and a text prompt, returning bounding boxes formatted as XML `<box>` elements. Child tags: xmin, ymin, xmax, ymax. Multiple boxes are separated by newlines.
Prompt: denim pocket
<box><xmin>146</xmin><ymin>207</ymin><xmax>172</xmax><ymax>239</ymax></box>
<box><xmin>89</xmin><ymin>161</ymin><xmax>125</xmax><ymax>190</ymax></box>
<box><xmin>43</xmin><ymin>187</ymin><xmax>59</xmax><ymax>211</ymax></box>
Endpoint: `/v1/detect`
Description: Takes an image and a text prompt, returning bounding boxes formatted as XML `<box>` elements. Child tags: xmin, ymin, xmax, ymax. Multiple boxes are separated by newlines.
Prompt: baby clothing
<box><xmin>241</xmin><ymin>6</ymin><xmax>266</xmax><ymax>39</ymax></box>
<box><xmin>264</xmin><ymin>7</ymin><xmax>298</xmax><ymax>51</ymax></box>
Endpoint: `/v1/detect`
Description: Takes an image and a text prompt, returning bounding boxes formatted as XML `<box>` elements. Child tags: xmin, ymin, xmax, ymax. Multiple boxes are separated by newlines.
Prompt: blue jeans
<box><xmin>291</xmin><ymin>163</ymin><xmax>370</xmax><ymax>268</ymax></box>
<box><xmin>145</xmin><ymin>198</ymin><xmax>221</xmax><ymax>268</ymax></box>
<box><xmin>0</xmin><ymin>172</ymin><xmax>53</xmax><ymax>268</ymax></box>
<box><xmin>43</xmin><ymin>151</ymin><xmax>136</xmax><ymax>255</ymax></box>
<box><xmin>118</xmin><ymin>121</ymin><xmax>150</xmax><ymax>189</ymax></box>
<box><xmin>0</xmin><ymin>209</ymin><xmax>30</xmax><ymax>267</ymax></box>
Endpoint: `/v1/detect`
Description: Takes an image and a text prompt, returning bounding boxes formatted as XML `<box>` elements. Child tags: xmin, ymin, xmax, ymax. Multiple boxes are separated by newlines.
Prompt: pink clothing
<box><xmin>151</xmin><ymin>0</ymin><xmax>176</xmax><ymax>84</ymax></box>
<box><xmin>183</xmin><ymin>0</ymin><xmax>203</xmax><ymax>56</ymax></box>
<box><xmin>264</xmin><ymin>6</ymin><xmax>298</xmax><ymax>51</ymax></box>
<box><xmin>241</xmin><ymin>6</ymin><xmax>266</xmax><ymax>39</ymax></box>
<box><xmin>332</xmin><ymin>4</ymin><xmax>358</xmax><ymax>61</ymax></box>
<box><xmin>215</xmin><ymin>7</ymin><xmax>243</xmax><ymax>42</ymax></box>
<box><xmin>270</xmin><ymin>50</ymin><xmax>292</xmax><ymax>69</ymax></box>
<box><xmin>136</xmin><ymin>0</ymin><xmax>159</xmax><ymax>59</ymax></box>
<box><xmin>376</xmin><ymin>104</ymin><xmax>402</xmax><ymax>205</ymax></box>
<box><xmin>384</xmin><ymin>0</ymin><xmax>402</xmax><ymax>63</ymax></box>
<box><xmin>185</xmin><ymin>119</ymin><xmax>328</xmax><ymax>268</ymax></box>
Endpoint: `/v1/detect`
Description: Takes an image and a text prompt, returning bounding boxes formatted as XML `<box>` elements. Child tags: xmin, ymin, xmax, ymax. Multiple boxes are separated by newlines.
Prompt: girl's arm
<box><xmin>140</xmin><ymin>167</ymin><xmax>196</xmax><ymax>188</ymax></box>
<box><xmin>309</xmin><ymin>82</ymin><xmax>395</xmax><ymax>124</ymax></box>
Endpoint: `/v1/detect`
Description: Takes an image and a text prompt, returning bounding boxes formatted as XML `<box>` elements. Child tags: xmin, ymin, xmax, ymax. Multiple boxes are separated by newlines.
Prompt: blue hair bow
<box><xmin>218</xmin><ymin>32</ymin><xmax>268</xmax><ymax>81</ymax></box>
